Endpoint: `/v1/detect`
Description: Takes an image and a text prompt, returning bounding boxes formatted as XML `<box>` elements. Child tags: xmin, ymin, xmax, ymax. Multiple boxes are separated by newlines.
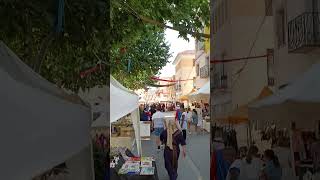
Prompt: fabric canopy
<box><xmin>0</xmin><ymin>42</ymin><xmax>91</xmax><ymax>179</ymax></box>
<box><xmin>179</xmin><ymin>95</ymin><xmax>189</xmax><ymax>101</ymax></box>
<box><xmin>227</xmin><ymin>87</ymin><xmax>273</xmax><ymax>124</ymax></box>
<box><xmin>189</xmin><ymin>81</ymin><xmax>210</xmax><ymax>96</ymax></box>
<box><xmin>250</xmin><ymin>63</ymin><xmax>320</xmax><ymax>108</ymax></box>
<box><xmin>110</xmin><ymin>76</ymin><xmax>139</xmax><ymax>123</ymax></box>
<box><xmin>92</xmin><ymin>111</ymin><xmax>106</xmax><ymax>127</ymax></box>
<box><xmin>249</xmin><ymin>63</ymin><xmax>320</xmax><ymax>129</ymax></box>
<box><xmin>198</xmin><ymin>81</ymin><xmax>210</xmax><ymax>94</ymax></box>
<box><xmin>110</xmin><ymin>76</ymin><xmax>141</xmax><ymax>156</ymax></box>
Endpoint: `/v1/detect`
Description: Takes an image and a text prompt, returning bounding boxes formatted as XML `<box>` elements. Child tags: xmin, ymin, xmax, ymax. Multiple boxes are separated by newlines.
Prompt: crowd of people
<box><xmin>211</xmin><ymin>140</ymin><xmax>286</xmax><ymax>180</ymax></box>
<box><xmin>138</xmin><ymin>101</ymin><xmax>209</xmax><ymax>180</ymax></box>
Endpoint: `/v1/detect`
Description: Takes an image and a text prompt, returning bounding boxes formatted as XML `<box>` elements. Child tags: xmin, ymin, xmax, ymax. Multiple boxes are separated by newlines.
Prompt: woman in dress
<box><xmin>160</xmin><ymin>118</ymin><xmax>187</xmax><ymax>180</ymax></box>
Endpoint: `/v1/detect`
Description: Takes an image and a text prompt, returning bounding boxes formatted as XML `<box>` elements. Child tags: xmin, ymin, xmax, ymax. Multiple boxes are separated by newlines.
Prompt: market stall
<box><xmin>249</xmin><ymin>63</ymin><xmax>320</xmax><ymax>179</ymax></box>
<box><xmin>110</xmin><ymin>76</ymin><xmax>142</xmax><ymax>156</ymax></box>
<box><xmin>0</xmin><ymin>41</ymin><xmax>93</xmax><ymax>180</ymax></box>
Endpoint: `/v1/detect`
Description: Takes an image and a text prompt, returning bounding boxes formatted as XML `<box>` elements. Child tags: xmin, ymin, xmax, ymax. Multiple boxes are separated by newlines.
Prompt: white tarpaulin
<box><xmin>251</xmin><ymin>62</ymin><xmax>320</xmax><ymax>108</ymax></box>
<box><xmin>110</xmin><ymin>76</ymin><xmax>139</xmax><ymax>123</ymax></box>
<box><xmin>92</xmin><ymin>111</ymin><xmax>106</xmax><ymax>127</ymax></box>
<box><xmin>189</xmin><ymin>81</ymin><xmax>210</xmax><ymax>96</ymax></box>
<box><xmin>198</xmin><ymin>81</ymin><xmax>210</xmax><ymax>95</ymax></box>
<box><xmin>249</xmin><ymin>62</ymin><xmax>320</xmax><ymax>130</ymax></box>
<box><xmin>0</xmin><ymin>42</ymin><xmax>91</xmax><ymax>179</ymax></box>
<box><xmin>110</xmin><ymin>76</ymin><xmax>142</xmax><ymax>156</ymax></box>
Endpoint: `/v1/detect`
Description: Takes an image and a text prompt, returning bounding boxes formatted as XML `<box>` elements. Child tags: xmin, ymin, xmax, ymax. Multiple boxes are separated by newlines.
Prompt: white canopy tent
<box><xmin>190</xmin><ymin>81</ymin><xmax>210</xmax><ymax>96</ymax></box>
<box><xmin>249</xmin><ymin>62</ymin><xmax>320</xmax><ymax>130</ymax></box>
<box><xmin>188</xmin><ymin>81</ymin><xmax>210</xmax><ymax>102</ymax></box>
<box><xmin>0</xmin><ymin>42</ymin><xmax>92</xmax><ymax>179</ymax></box>
<box><xmin>110</xmin><ymin>76</ymin><xmax>142</xmax><ymax>156</ymax></box>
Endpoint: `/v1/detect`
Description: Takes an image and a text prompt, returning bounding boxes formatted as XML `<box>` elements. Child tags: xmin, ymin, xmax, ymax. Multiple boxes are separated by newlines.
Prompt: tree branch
<box><xmin>138</xmin><ymin>15</ymin><xmax>210</xmax><ymax>39</ymax></box>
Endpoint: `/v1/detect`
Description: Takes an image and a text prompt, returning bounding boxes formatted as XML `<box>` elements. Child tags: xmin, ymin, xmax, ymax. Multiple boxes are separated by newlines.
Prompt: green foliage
<box><xmin>111</xmin><ymin>27</ymin><xmax>171</xmax><ymax>89</ymax></box>
<box><xmin>110</xmin><ymin>0</ymin><xmax>209</xmax><ymax>89</ymax></box>
<box><xmin>0</xmin><ymin>0</ymin><xmax>209</xmax><ymax>91</ymax></box>
<box><xmin>0</xmin><ymin>0</ymin><xmax>109</xmax><ymax>92</ymax></box>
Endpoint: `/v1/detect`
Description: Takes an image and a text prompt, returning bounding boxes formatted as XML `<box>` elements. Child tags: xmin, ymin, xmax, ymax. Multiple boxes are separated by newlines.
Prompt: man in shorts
<box><xmin>152</xmin><ymin>106</ymin><xmax>165</xmax><ymax>151</ymax></box>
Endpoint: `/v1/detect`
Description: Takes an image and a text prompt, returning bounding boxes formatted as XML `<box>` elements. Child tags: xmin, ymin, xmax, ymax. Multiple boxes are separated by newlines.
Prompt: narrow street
<box><xmin>138</xmin><ymin>111</ymin><xmax>210</xmax><ymax>180</ymax></box>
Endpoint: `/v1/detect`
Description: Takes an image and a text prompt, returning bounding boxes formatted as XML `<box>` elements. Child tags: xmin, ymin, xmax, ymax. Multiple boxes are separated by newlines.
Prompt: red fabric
<box><xmin>211</xmin><ymin>152</ymin><xmax>217</xmax><ymax>180</ymax></box>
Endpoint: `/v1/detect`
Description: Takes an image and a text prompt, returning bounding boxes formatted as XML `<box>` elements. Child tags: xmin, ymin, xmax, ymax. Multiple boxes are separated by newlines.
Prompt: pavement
<box><xmin>137</xmin><ymin>111</ymin><xmax>210</xmax><ymax>180</ymax></box>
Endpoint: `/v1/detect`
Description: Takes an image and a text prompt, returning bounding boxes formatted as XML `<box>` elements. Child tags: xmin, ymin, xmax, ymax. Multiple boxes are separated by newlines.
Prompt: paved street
<box><xmin>139</xmin><ymin>112</ymin><xmax>210</xmax><ymax>180</ymax></box>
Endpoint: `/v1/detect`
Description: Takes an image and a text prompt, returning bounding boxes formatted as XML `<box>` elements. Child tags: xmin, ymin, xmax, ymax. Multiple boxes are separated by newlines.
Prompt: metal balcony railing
<box><xmin>200</xmin><ymin>64</ymin><xmax>209</xmax><ymax>78</ymax></box>
<box><xmin>288</xmin><ymin>12</ymin><xmax>320</xmax><ymax>52</ymax></box>
<box><xmin>213</xmin><ymin>74</ymin><xmax>228</xmax><ymax>90</ymax></box>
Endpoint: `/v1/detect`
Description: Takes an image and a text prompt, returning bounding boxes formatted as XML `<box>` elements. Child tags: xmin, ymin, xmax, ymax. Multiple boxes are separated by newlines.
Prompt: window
<box><xmin>276</xmin><ymin>8</ymin><xmax>286</xmax><ymax>48</ymax></box>
<box><xmin>265</xmin><ymin>0</ymin><xmax>273</xmax><ymax>16</ymax></box>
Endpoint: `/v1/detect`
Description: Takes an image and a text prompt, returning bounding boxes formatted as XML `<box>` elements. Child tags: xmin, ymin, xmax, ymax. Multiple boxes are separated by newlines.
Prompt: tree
<box><xmin>110</xmin><ymin>0</ymin><xmax>209</xmax><ymax>89</ymax></box>
<box><xmin>0</xmin><ymin>0</ymin><xmax>209</xmax><ymax>91</ymax></box>
<box><xmin>110</xmin><ymin>26</ymin><xmax>171</xmax><ymax>89</ymax></box>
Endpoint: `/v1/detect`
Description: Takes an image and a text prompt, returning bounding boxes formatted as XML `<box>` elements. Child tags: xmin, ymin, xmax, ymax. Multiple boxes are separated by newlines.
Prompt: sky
<box><xmin>159</xmin><ymin>28</ymin><xmax>195</xmax><ymax>78</ymax></box>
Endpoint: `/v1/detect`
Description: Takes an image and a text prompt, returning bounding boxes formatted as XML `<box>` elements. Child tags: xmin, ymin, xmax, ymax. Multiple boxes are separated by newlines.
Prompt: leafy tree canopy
<box><xmin>0</xmin><ymin>0</ymin><xmax>209</xmax><ymax>91</ymax></box>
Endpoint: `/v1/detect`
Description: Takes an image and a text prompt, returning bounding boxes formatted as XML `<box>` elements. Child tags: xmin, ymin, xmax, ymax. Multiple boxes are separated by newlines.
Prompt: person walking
<box><xmin>185</xmin><ymin>108</ymin><xmax>192</xmax><ymax>135</ymax></box>
<box><xmin>192</xmin><ymin>109</ymin><xmax>198</xmax><ymax>134</ymax></box>
<box><xmin>260</xmin><ymin>149</ymin><xmax>282</xmax><ymax>180</ymax></box>
<box><xmin>152</xmin><ymin>106</ymin><xmax>166</xmax><ymax>151</ymax></box>
<box><xmin>196</xmin><ymin>105</ymin><xmax>204</xmax><ymax>134</ymax></box>
<box><xmin>160</xmin><ymin>118</ymin><xmax>187</xmax><ymax>180</ymax></box>
<box><xmin>180</xmin><ymin>108</ymin><xmax>188</xmax><ymax>140</ymax></box>
<box><xmin>175</xmin><ymin>106</ymin><xmax>182</xmax><ymax>122</ymax></box>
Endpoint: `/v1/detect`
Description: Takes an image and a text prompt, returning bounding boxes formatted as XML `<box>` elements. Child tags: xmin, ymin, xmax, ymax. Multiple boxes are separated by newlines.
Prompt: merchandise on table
<box><xmin>141</xmin><ymin>157</ymin><xmax>155</xmax><ymax>162</ymax></box>
<box><xmin>129</xmin><ymin>157</ymin><xmax>141</xmax><ymax>161</ymax></box>
<box><xmin>141</xmin><ymin>160</ymin><xmax>153</xmax><ymax>167</ymax></box>
<box><xmin>119</xmin><ymin>161</ymin><xmax>140</xmax><ymax>175</ymax></box>
<box><xmin>140</xmin><ymin>167</ymin><xmax>155</xmax><ymax>175</ymax></box>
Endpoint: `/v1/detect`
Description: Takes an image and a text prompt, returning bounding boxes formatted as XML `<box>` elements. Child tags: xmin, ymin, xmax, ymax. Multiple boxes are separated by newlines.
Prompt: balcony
<box><xmin>213</xmin><ymin>74</ymin><xmax>228</xmax><ymax>90</ymax></box>
<box><xmin>288</xmin><ymin>12</ymin><xmax>320</xmax><ymax>53</ymax></box>
<box><xmin>200</xmin><ymin>64</ymin><xmax>209</xmax><ymax>78</ymax></box>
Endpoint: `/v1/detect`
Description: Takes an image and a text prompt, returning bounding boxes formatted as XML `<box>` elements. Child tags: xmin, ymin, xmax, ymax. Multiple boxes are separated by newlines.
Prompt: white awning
<box><xmin>250</xmin><ymin>62</ymin><xmax>320</xmax><ymax>108</ymax></box>
<box><xmin>92</xmin><ymin>111</ymin><xmax>106</xmax><ymax>127</ymax></box>
<box><xmin>0</xmin><ymin>42</ymin><xmax>91</xmax><ymax>179</ymax></box>
<box><xmin>189</xmin><ymin>81</ymin><xmax>210</xmax><ymax>97</ymax></box>
<box><xmin>110</xmin><ymin>76</ymin><xmax>139</xmax><ymax>123</ymax></box>
<box><xmin>198</xmin><ymin>81</ymin><xmax>210</xmax><ymax>94</ymax></box>
<box><xmin>110</xmin><ymin>76</ymin><xmax>142</xmax><ymax>156</ymax></box>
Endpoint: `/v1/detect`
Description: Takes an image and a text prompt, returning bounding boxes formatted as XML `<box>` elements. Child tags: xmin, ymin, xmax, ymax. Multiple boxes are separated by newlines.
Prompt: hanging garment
<box><xmin>216</xmin><ymin>150</ymin><xmax>230</xmax><ymax>180</ymax></box>
<box><xmin>211</xmin><ymin>152</ymin><xmax>217</xmax><ymax>180</ymax></box>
